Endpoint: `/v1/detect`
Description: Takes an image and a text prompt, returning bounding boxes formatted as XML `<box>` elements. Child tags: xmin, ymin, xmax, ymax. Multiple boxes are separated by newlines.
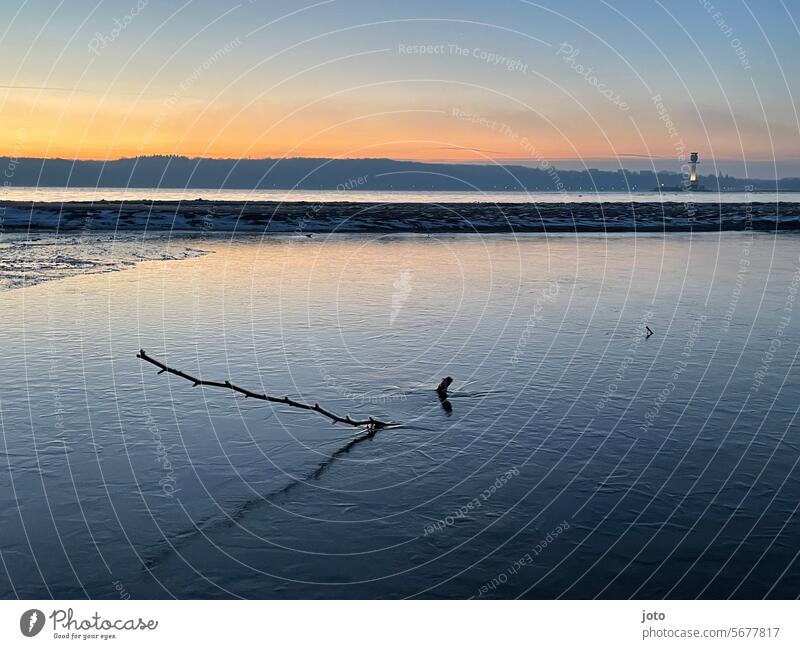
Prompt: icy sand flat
<box><xmin>1</xmin><ymin>200</ymin><xmax>799</xmax><ymax>232</ymax></box>
<box><xmin>0</xmin><ymin>233</ymin><xmax>206</xmax><ymax>291</ymax></box>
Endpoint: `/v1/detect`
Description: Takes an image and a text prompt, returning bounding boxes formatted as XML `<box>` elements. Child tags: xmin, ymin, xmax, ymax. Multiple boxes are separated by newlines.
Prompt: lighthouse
<box><xmin>650</xmin><ymin>151</ymin><xmax>708</xmax><ymax>192</ymax></box>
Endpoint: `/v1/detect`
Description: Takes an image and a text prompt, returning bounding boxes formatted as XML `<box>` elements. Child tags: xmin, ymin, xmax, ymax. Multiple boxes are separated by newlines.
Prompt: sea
<box><xmin>0</xmin><ymin>189</ymin><xmax>799</xmax><ymax>598</ymax></box>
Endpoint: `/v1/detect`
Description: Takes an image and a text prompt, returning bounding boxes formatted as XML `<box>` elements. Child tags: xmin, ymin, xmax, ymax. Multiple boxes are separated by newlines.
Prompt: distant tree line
<box><xmin>1</xmin><ymin>155</ymin><xmax>797</xmax><ymax>192</ymax></box>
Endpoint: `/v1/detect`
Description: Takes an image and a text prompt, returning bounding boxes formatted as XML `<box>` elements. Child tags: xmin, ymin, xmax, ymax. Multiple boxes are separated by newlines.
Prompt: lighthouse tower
<box><xmin>689</xmin><ymin>152</ymin><xmax>699</xmax><ymax>190</ymax></box>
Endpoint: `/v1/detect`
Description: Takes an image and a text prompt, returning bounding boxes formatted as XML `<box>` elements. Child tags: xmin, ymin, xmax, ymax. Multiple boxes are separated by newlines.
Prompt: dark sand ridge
<box><xmin>2</xmin><ymin>200</ymin><xmax>798</xmax><ymax>232</ymax></box>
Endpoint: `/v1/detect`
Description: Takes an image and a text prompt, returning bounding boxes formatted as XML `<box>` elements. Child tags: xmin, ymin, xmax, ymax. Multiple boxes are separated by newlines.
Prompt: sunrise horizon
<box><xmin>3</xmin><ymin>2</ymin><xmax>797</xmax><ymax>169</ymax></box>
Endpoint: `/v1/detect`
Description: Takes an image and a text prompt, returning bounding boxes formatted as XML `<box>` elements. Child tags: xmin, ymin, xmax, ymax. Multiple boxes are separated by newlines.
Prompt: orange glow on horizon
<box><xmin>0</xmin><ymin>90</ymin><xmax>789</xmax><ymax>164</ymax></box>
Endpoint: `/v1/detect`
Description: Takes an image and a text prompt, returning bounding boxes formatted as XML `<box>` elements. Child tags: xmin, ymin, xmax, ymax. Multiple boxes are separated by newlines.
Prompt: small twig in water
<box><xmin>436</xmin><ymin>376</ymin><xmax>453</xmax><ymax>399</ymax></box>
<box><xmin>136</xmin><ymin>349</ymin><xmax>390</xmax><ymax>430</ymax></box>
<box><xmin>436</xmin><ymin>376</ymin><xmax>454</xmax><ymax>415</ymax></box>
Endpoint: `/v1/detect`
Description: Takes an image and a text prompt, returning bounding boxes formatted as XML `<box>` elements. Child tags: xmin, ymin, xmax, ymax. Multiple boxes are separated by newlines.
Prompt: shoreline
<box><xmin>1</xmin><ymin>200</ymin><xmax>799</xmax><ymax>233</ymax></box>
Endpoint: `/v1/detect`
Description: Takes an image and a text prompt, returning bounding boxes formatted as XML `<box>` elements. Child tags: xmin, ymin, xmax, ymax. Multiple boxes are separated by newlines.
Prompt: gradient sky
<box><xmin>1</xmin><ymin>0</ymin><xmax>799</xmax><ymax>174</ymax></box>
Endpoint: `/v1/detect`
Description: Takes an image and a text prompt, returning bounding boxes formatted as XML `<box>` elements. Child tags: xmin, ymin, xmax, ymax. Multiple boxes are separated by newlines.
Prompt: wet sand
<box><xmin>1</xmin><ymin>200</ymin><xmax>798</xmax><ymax>232</ymax></box>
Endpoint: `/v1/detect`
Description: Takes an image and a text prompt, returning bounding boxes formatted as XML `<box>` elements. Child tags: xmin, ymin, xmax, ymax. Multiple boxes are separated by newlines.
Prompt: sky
<box><xmin>1</xmin><ymin>0</ymin><xmax>799</xmax><ymax>175</ymax></box>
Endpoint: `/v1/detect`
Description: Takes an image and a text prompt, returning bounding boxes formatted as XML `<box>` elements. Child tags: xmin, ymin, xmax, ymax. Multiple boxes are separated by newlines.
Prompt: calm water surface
<box><xmin>0</xmin><ymin>232</ymin><xmax>798</xmax><ymax>598</ymax></box>
<box><xmin>2</xmin><ymin>186</ymin><xmax>796</xmax><ymax>204</ymax></box>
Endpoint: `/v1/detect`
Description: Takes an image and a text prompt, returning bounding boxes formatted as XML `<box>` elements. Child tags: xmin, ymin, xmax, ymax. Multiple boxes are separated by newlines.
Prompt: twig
<box><xmin>136</xmin><ymin>349</ymin><xmax>390</xmax><ymax>430</ymax></box>
<box><xmin>436</xmin><ymin>376</ymin><xmax>453</xmax><ymax>414</ymax></box>
<box><xmin>436</xmin><ymin>376</ymin><xmax>453</xmax><ymax>399</ymax></box>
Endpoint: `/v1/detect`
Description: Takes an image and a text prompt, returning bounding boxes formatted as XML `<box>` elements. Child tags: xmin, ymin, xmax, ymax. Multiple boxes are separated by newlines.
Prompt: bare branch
<box><xmin>136</xmin><ymin>349</ymin><xmax>390</xmax><ymax>430</ymax></box>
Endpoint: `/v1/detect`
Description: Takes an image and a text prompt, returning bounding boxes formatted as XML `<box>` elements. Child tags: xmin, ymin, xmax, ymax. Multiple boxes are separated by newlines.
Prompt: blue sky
<box><xmin>1</xmin><ymin>0</ymin><xmax>798</xmax><ymax>175</ymax></box>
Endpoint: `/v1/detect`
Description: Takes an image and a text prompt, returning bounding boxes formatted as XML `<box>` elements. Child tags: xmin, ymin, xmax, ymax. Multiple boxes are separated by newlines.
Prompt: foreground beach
<box><xmin>2</xmin><ymin>200</ymin><xmax>799</xmax><ymax>232</ymax></box>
